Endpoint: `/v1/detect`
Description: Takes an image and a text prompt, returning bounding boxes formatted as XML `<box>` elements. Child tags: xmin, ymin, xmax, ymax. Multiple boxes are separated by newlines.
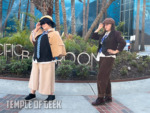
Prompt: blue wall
<box><xmin>133</xmin><ymin>0</ymin><xmax>150</xmax><ymax>35</ymax></box>
<box><xmin>2</xmin><ymin>0</ymin><xmax>120</xmax><ymax>34</ymax></box>
<box><xmin>107</xmin><ymin>0</ymin><xmax>120</xmax><ymax>25</ymax></box>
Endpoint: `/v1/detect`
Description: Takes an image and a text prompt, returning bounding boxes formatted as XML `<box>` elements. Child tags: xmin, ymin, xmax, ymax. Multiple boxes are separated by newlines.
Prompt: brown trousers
<box><xmin>97</xmin><ymin>57</ymin><xmax>114</xmax><ymax>97</ymax></box>
<box><xmin>28</xmin><ymin>62</ymin><xmax>55</xmax><ymax>95</ymax></box>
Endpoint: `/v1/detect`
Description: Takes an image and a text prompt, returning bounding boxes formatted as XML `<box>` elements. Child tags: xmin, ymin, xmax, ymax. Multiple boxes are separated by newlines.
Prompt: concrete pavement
<box><xmin>0</xmin><ymin>78</ymin><xmax>150</xmax><ymax>113</ymax></box>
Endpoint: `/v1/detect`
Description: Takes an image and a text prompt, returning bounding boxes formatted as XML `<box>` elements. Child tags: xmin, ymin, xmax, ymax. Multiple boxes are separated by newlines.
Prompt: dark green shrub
<box><xmin>0</xmin><ymin>56</ymin><xmax>7</xmax><ymax>73</ymax></box>
<box><xmin>86</xmin><ymin>45</ymin><xmax>98</xmax><ymax>55</ymax></box>
<box><xmin>64</xmin><ymin>35</ymin><xmax>98</xmax><ymax>55</ymax></box>
<box><xmin>129</xmin><ymin>60</ymin><xmax>138</xmax><ymax>67</ymax></box>
<box><xmin>0</xmin><ymin>30</ymin><xmax>33</xmax><ymax>53</ymax></box>
<box><xmin>59</xmin><ymin>60</ymin><xmax>76</xmax><ymax>67</ymax></box>
<box><xmin>56</xmin><ymin>60</ymin><xmax>75</xmax><ymax>78</ymax></box>
<box><xmin>115</xmin><ymin>57</ymin><xmax>121</xmax><ymax>65</ymax></box>
<box><xmin>0</xmin><ymin>37</ymin><xmax>9</xmax><ymax>44</ymax></box>
<box><xmin>115</xmin><ymin>21</ymin><xmax>125</xmax><ymax>33</ymax></box>
<box><xmin>137</xmin><ymin>65</ymin><xmax>144</xmax><ymax>73</ymax></box>
<box><xmin>75</xmin><ymin>64</ymin><xmax>91</xmax><ymax>78</ymax></box>
<box><xmin>127</xmin><ymin>52</ymin><xmax>137</xmax><ymax>61</ymax></box>
<box><xmin>142</xmin><ymin>61</ymin><xmax>148</xmax><ymax>68</ymax></box>
<box><xmin>56</xmin><ymin>60</ymin><xmax>91</xmax><ymax>79</ymax></box>
<box><xmin>7</xmin><ymin>59</ymin><xmax>30</xmax><ymax>75</ymax></box>
<box><xmin>145</xmin><ymin>56</ymin><xmax>150</xmax><ymax>63</ymax></box>
<box><xmin>64</xmin><ymin>39</ymin><xmax>81</xmax><ymax>54</ymax></box>
<box><xmin>120</xmin><ymin>66</ymin><xmax>128</xmax><ymax>75</ymax></box>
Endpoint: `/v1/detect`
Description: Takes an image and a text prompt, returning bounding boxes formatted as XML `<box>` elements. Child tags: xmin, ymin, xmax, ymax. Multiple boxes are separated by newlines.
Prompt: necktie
<box><xmin>99</xmin><ymin>34</ymin><xmax>108</xmax><ymax>53</ymax></box>
<box><xmin>37</xmin><ymin>31</ymin><xmax>48</xmax><ymax>59</ymax></box>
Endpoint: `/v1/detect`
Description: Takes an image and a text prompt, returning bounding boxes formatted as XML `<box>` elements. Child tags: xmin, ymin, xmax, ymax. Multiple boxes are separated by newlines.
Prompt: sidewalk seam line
<box><xmin>88</xmin><ymin>83</ymin><xmax>96</xmax><ymax>95</ymax></box>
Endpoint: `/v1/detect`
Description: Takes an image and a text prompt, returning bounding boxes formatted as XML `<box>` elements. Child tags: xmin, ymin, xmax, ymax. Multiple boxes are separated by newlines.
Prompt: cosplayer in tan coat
<box><xmin>25</xmin><ymin>15</ymin><xmax>66</xmax><ymax>101</ymax></box>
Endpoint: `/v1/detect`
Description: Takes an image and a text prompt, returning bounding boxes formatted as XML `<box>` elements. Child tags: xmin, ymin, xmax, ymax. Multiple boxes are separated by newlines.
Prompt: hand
<box><xmin>107</xmin><ymin>49</ymin><xmax>119</xmax><ymax>54</ymax></box>
<box><xmin>98</xmin><ymin>23</ymin><xmax>104</xmax><ymax>30</ymax></box>
<box><xmin>94</xmin><ymin>23</ymin><xmax>103</xmax><ymax>33</ymax></box>
<box><xmin>35</xmin><ymin>22</ymin><xmax>41</xmax><ymax>32</ymax></box>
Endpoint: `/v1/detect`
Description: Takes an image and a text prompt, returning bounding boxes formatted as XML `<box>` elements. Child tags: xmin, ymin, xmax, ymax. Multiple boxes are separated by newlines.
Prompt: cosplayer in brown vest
<box><xmin>91</xmin><ymin>18</ymin><xmax>126</xmax><ymax>106</ymax></box>
<box><xmin>24</xmin><ymin>15</ymin><xmax>66</xmax><ymax>101</ymax></box>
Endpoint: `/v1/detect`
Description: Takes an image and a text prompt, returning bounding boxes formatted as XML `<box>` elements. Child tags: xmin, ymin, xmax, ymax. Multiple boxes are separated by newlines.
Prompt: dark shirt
<box><xmin>91</xmin><ymin>30</ymin><xmax>126</xmax><ymax>56</ymax></box>
<box><xmin>33</xmin><ymin>34</ymin><xmax>55</xmax><ymax>62</ymax></box>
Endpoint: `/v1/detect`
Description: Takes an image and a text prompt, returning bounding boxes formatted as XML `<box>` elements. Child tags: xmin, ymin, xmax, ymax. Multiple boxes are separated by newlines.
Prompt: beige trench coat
<box><xmin>29</xmin><ymin>29</ymin><xmax>67</xmax><ymax>57</ymax></box>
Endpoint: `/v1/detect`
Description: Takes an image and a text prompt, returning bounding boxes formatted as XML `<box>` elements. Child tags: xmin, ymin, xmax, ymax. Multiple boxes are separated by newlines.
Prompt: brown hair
<box><xmin>103</xmin><ymin>18</ymin><xmax>116</xmax><ymax>32</ymax></box>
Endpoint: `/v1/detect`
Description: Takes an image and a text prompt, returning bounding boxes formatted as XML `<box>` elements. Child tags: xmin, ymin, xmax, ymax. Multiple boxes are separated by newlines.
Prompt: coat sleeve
<box><xmin>29</xmin><ymin>32</ymin><xmax>34</xmax><ymax>45</ymax></box>
<box><xmin>29</xmin><ymin>31</ymin><xmax>36</xmax><ymax>46</ymax></box>
<box><xmin>29</xmin><ymin>29</ymin><xmax>43</xmax><ymax>46</ymax></box>
<box><xmin>90</xmin><ymin>32</ymin><xmax>103</xmax><ymax>40</ymax></box>
<box><xmin>116</xmin><ymin>31</ymin><xmax>126</xmax><ymax>52</ymax></box>
<box><xmin>49</xmin><ymin>31</ymin><xmax>67</xmax><ymax>57</ymax></box>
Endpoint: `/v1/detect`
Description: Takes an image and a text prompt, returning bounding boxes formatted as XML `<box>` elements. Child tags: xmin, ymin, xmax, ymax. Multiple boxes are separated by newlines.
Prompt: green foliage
<box><xmin>5</xmin><ymin>14</ymin><xmax>38</xmax><ymax>33</ymax></box>
<box><xmin>0</xmin><ymin>37</ymin><xmax>9</xmax><ymax>44</ymax></box>
<box><xmin>119</xmin><ymin>51</ymin><xmax>137</xmax><ymax>60</ymax></box>
<box><xmin>9</xmin><ymin>30</ymin><xmax>32</xmax><ymax>48</ymax></box>
<box><xmin>86</xmin><ymin>45</ymin><xmax>98</xmax><ymax>55</ymax></box>
<box><xmin>120</xmin><ymin>66</ymin><xmax>128</xmax><ymax>75</ymax></box>
<box><xmin>115</xmin><ymin>21</ymin><xmax>127</xmax><ymax>36</ymax></box>
<box><xmin>59</xmin><ymin>60</ymin><xmax>76</xmax><ymax>68</ymax></box>
<box><xmin>0</xmin><ymin>56</ymin><xmax>7</xmax><ymax>72</ymax></box>
<box><xmin>22</xmin><ymin>12</ymin><xmax>40</xmax><ymax>23</ymax></box>
<box><xmin>142</xmin><ymin>61</ymin><xmax>148</xmax><ymax>68</ymax></box>
<box><xmin>8</xmin><ymin>58</ymin><xmax>32</xmax><ymax>75</ymax></box>
<box><xmin>60</xmin><ymin>24</ymin><xmax>64</xmax><ymax>33</ymax></box>
<box><xmin>126</xmin><ymin>52</ymin><xmax>137</xmax><ymax>61</ymax></box>
<box><xmin>115</xmin><ymin>57</ymin><xmax>121</xmax><ymax>65</ymax></box>
<box><xmin>0</xmin><ymin>57</ymin><xmax>32</xmax><ymax>75</ymax></box>
<box><xmin>113</xmin><ymin>50</ymin><xmax>150</xmax><ymax>76</ymax></box>
<box><xmin>0</xmin><ymin>16</ymin><xmax>34</xmax><ymax>52</ymax></box>
<box><xmin>56</xmin><ymin>60</ymin><xmax>75</xmax><ymax>78</ymax></box>
<box><xmin>137</xmin><ymin>65</ymin><xmax>144</xmax><ymax>73</ymax></box>
<box><xmin>8</xmin><ymin>61</ymin><xmax>28</xmax><ymax>75</ymax></box>
<box><xmin>64</xmin><ymin>39</ymin><xmax>81</xmax><ymax>54</ymax></box>
<box><xmin>75</xmin><ymin>64</ymin><xmax>90</xmax><ymax>78</ymax></box>
<box><xmin>56</xmin><ymin>65</ymin><xmax>73</xmax><ymax>78</ymax></box>
<box><xmin>64</xmin><ymin>35</ymin><xmax>98</xmax><ymax>55</ymax></box>
<box><xmin>129</xmin><ymin>60</ymin><xmax>138</xmax><ymax>68</ymax></box>
<box><xmin>114</xmin><ymin>51</ymin><xmax>138</xmax><ymax>65</ymax></box>
<box><xmin>116</xmin><ymin>21</ymin><xmax>125</xmax><ymax>32</ymax></box>
<box><xmin>56</xmin><ymin>60</ymin><xmax>91</xmax><ymax>79</ymax></box>
<box><xmin>144</xmin><ymin>56</ymin><xmax>150</xmax><ymax>63</ymax></box>
<box><xmin>0</xmin><ymin>30</ymin><xmax>33</xmax><ymax>52</ymax></box>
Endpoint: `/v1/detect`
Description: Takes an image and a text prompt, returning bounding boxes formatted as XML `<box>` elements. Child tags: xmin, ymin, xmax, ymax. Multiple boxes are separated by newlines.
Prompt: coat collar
<box><xmin>109</xmin><ymin>30</ymin><xmax>115</xmax><ymax>37</ymax></box>
<box><xmin>35</xmin><ymin>28</ymin><xmax>55</xmax><ymax>38</ymax></box>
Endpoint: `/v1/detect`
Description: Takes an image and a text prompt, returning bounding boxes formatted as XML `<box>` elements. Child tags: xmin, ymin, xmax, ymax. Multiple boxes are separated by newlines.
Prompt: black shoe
<box><xmin>24</xmin><ymin>93</ymin><xmax>36</xmax><ymax>101</ymax></box>
<box><xmin>92</xmin><ymin>97</ymin><xmax>105</xmax><ymax>106</ymax></box>
<box><xmin>44</xmin><ymin>95</ymin><xmax>55</xmax><ymax>102</ymax></box>
<box><xmin>105</xmin><ymin>96</ymin><xmax>112</xmax><ymax>103</ymax></box>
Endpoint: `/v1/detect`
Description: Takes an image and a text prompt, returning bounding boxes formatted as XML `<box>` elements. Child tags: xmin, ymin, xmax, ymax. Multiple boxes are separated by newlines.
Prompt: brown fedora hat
<box><xmin>103</xmin><ymin>18</ymin><xmax>115</xmax><ymax>25</ymax></box>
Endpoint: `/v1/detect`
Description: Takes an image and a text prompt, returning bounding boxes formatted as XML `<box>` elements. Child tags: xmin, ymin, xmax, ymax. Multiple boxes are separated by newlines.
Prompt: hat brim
<box><xmin>39</xmin><ymin>18</ymin><xmax>56</xmax><ymax>28</ymax></box>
